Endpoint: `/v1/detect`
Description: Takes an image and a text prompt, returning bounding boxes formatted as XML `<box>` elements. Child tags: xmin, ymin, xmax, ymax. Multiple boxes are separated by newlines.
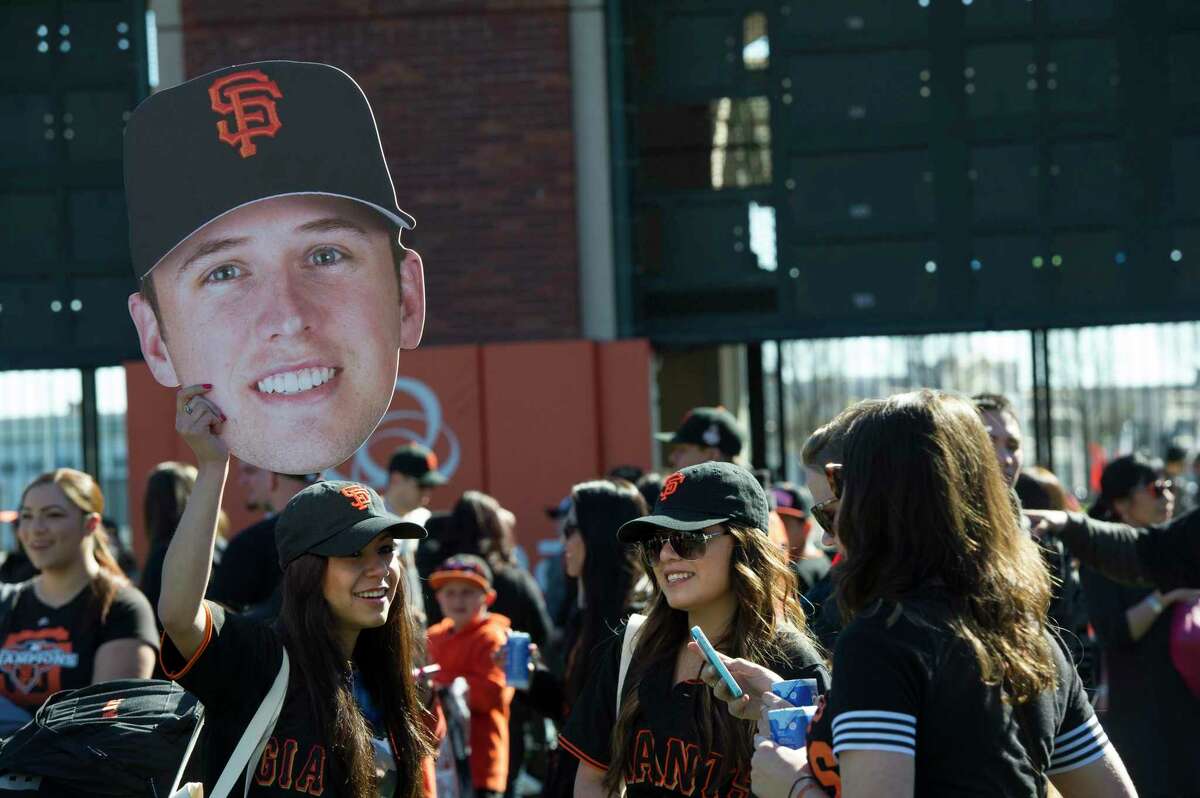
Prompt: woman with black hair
<box><xmin>158</xmin><ymin>385</ymin><xmax>434</xmax><ymax>796</ymax></box>
<box><xmin>1081</xmin><ymin>454</ymin><xmax>1200</xmax><ymax>797</ymax></box>
<box><xmin>563</xmin><ymin>461</ymin><xmax>828</xmax><ymax>798</ymax></box>
<box><xmin>510</xmin><ymin>480</ymin><xmax>647</xmax><ymax>797</ymax></box>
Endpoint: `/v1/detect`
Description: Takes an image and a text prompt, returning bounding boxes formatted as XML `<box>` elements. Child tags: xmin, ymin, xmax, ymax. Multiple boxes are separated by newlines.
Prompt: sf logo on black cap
<box><xmin>340</xmin><ymin>484</ymin><xmax>373</xmax><ymax>511</ymax></box>
<box><xmin>659</xmin><ymin>473</ymin><xmax>685</xmax><ymax>503</ymax></box>
<box><xmin>208</xmin><ymin>69</ymin><xmax>283</xmax><ymax>158</ymax></box>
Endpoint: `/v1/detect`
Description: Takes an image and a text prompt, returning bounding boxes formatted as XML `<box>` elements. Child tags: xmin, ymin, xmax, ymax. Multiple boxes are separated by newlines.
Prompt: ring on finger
<box><xmin>184</xmin><ymin>401</ymin><xmax>195</xmax><ymax>415</ymax></box>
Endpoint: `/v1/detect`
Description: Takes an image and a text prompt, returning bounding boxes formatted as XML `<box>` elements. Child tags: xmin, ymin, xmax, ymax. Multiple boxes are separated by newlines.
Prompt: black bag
<box><xmin>0</xmin><ymin>678</ymin><xmax>203</xmax><ymax>797</ymax></box>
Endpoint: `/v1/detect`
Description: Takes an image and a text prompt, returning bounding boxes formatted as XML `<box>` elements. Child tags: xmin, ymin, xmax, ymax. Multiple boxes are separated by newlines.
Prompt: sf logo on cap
<box><xmin>208</xmin><ymin>69</ymin><xmax>283</xmax><ymax>159</ymax></box>
<box><xmin>340</xmin><ymin>484</ymin><xmax>373</xmax><ymax>511</ymax></box>
<box><xmin>659</xmin><ymin>473</ymin><xmax>685</xmax><ymax>502</ymax></box>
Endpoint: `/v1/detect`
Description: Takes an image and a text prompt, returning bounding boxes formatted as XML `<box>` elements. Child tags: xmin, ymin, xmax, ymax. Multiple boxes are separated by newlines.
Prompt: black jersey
<box><xmin>560</xmin><ymin>623</ymin><xmax>829</xmax><ymax>798</ymax></box>
<box><xmin>805</xmin><ymin>591</ymin><xmax>1109</xmax><ymax>797</ymax></box>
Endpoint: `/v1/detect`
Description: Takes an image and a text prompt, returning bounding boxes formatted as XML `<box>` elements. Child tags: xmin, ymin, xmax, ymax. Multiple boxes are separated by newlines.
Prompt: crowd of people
<box><xmin>5</xmin><ymin>387</ymin><xmax>1200</xmax><ymax>797</ymax></box>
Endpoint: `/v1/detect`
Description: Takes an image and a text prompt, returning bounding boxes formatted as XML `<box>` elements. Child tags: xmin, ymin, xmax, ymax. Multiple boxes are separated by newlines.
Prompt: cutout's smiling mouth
<box><xmin>254</xmin><ymin>367</ymin><xmax>337</xmax><ymax>395</ymax></box>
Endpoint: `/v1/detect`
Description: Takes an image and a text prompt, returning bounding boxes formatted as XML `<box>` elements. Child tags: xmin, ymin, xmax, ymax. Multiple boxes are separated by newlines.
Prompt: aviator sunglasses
<box><xmin>809</xmin><ymin>463</ymin><xmax>843</xmax><ymax>532</ymax></box>
<box><xmin>1142</xmin><ymin>479</ymin><xmax>1173</xmax><ymax>499</ymax></box>
<box><xmin>639</xmin><ymin>529</ymin><xmax>729</xmax><ymax>569</ymax></box>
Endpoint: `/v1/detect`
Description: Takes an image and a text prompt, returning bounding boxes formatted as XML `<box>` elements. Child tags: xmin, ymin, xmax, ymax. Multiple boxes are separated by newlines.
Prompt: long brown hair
<box><xmin>603</xmin><ymin>525</ymin><xmax>809</xmax><ymax>796</ymax></box>
<box><xmin>143</xmin><ymin>461</ymin><xmax>197</xmax><ymax>547</ymax></box>
<box><xmin>277</xmin><ymin>554</ymin><xmax>434</xmax><ymax>798</ymax></box>
<box><xmin>446</xmin><ymin>491</ymin><xmax>516</xmax><ymax>569</ymax></box>
<box><xmin>835</xmin><ymin>390</ymin><xmax>1055</xmax><ymax>702</ymax></box>
<box><xmin>21</xmin><ymin>469</ymin><xmax>128</xmax><ymax>622</ymax></box>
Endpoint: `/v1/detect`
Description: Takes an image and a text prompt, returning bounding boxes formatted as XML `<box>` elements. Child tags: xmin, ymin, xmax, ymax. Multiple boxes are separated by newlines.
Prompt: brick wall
<box><xmin>180</xmin><ymin>0</ymin><xmax>580</xmax><ymax>344</ymax></box>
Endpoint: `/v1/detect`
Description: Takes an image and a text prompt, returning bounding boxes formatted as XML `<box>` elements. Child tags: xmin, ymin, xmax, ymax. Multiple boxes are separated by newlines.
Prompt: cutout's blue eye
<box><xmin>311</xmin><ymin>247</ymin><xmax>344</xmax><ymax>266</ymax></box>
<box><xmin>205</xmin><ymin>264</ymin><xmax>241</xmax><ymax>283</ymax></box>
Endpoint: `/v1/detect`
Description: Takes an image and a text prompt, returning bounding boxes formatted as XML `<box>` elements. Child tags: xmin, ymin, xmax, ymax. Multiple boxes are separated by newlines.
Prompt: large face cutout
<box><xmin>129</xmin><ymin>194</ymin><xmax>422</xmax><ymax>474</ymax></box>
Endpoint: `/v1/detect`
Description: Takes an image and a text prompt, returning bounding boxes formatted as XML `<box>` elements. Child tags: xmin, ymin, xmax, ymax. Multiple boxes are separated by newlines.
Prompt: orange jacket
<box><xmin>427</xmin><ymin>612</ymin><xmax>515</xmax><ymax>793</ymax></box>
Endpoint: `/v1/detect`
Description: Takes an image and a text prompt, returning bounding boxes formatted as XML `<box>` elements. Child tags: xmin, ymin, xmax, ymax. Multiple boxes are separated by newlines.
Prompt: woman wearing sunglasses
<box><xmin>1081</xmin><ymin>454</ymin><xmax>1200</xmax><ymax>796</ymax></box>
<box><xmin>560</xmin><ymin>461</ymin><xmax>828</xmax><ymax>798</ymax></box>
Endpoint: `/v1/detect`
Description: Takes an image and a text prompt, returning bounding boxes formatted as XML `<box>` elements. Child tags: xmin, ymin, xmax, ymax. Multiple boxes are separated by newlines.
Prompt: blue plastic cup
<box><xmin>771</xmin><ymin>678</ymin><xmax>819</xmax><ymax>707</ymax></box>
<box><xmin>505</xmin><ymin>632</ymin><xmax>532</xmax><ymax>689</ymax></box>
<box><xmin>767</xmin><ymin>706</ymin><xmax>816</xmax><ymax>749</ymax></box>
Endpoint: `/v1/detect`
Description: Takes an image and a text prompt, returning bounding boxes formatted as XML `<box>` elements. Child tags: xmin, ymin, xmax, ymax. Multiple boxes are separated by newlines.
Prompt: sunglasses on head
<box><xmin>810</xmin><ymin>463</ymin><xmax>843</xmax><ymax>532</ymax></box>
<box><xmin>639</xmin><ymin>528</ymin><xmax>728</xmax><ymax>568</ymax></box>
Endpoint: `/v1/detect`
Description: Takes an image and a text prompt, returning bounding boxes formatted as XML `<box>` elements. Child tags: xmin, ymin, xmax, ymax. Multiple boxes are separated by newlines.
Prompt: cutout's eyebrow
<box><xmin>177</xmin><ymin>236</ymin><xmax>250</xmax><ymax>278</ymax></box>
<box><xmin>294</xmin><ymin>217</ymin><xmax>371</xmax><ymax>237</ymax></box>
<box><xmin>18</xmin><ymin>503</ymin><xmax>68</xmax><ymax>513</ymax></box>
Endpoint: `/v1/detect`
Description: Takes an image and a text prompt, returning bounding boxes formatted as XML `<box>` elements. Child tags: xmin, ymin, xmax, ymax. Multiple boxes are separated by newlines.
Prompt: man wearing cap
<box><xmin>125</xmin><ymin>61</ymin><xmax>425</xmax><ymax>476</ymax></box>
<box><xmin>657</xmin><ymin>406</ymin><xmax>746</xmax><ymax>471</ymax></box>
<box><xmin>771</xmin><ymin>482</ymin><xmax>830</xmax><ymax>594</ymax></box>
<box><xmin>208</xmin><ymin>470</ymin><xmax>318</xmax><ymax>617</ymax></box>
<box><xmin>384</xmin><ymin>443</ymin><xmax>446</xmax><ymax>624</ymax></box>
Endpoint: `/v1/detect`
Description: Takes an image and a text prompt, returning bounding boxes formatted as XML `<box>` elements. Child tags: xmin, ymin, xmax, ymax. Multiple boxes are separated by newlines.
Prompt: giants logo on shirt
<box><xmin>0</xmin><ymin>628</ymin><xmax>79</xmax><ymax>702</ymax></box>
<box><xmin>256</xmin><ymin>736</ymin><xmax>326</xmax><ymax>795</ymax></box>
<box><xmin>625</xmin><ymin>729</ymin><xmax>751</xmax><ymax>798</ymax></box>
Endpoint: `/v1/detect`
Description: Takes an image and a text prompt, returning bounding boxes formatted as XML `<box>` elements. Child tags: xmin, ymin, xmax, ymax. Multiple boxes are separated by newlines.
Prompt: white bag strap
<box><xmin>209</xmin><ymin>648</ymin><xmax>291</xmax><ymax>798</ymax></box>
<box><xmin>615</xmin><ymin>613</ymin><xmax>645</xmax><ymax>717</ymax></box>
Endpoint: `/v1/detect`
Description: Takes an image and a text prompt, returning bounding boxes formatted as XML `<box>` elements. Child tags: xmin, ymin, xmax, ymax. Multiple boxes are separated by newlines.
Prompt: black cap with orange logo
<box><xmin>124</xmin><ymin>60</ymin><xmax>413</xmax><ymax>281</ymax></box>
<box><xmin>616</xmin><ymin>462</ymin><xmax>769</xmax><ymax>542</ymax></box>
<box><xmin>387</xmin><ymin>443</ymin><xmax>448</xmax><ymax>487</ymax></box>
<box><xmin>275</xmin><ymin>480</ymin><xmax>425</xmax><ymax>570</ymax></box>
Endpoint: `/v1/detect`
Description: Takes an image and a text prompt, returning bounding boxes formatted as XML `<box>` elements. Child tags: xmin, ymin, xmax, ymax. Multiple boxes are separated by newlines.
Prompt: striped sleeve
<box><xmin>1046</xmin><ymin>715</ymin><xmax>1110</xmax><ymax>775</ymax></box>
<box><xmin>831</xmin><ymin>710</ymin><xmax>917</xmax><ymax>757</ymax></box>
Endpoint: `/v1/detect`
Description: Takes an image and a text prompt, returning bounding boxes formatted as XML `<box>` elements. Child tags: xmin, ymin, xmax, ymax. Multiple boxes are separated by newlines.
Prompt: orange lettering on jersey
<box><xmin>277</xmin><ymin>738</ymin><xmax>300</xmax><ymax>789</ymax></box>
<box><xmin>727</xmin><ymin>765</ymin><xmax>751</xmax><ymax>798</ymax></box>
<box><xmin>698</xmin><ymin>752</ymin><xmax>723</xmax><ymax>798</ymax></box>
<box><xmin>808</xmin><ymin>741</ymin><xmax>840</xmax><ymax>798</ymax></box>
<box><xmin>294</xmin><ymin>744</ymin><xmax>326</xmax><ymax>795</ymax></box>
<box><xmin>628</xmin><ymin>729</ymin><xmax>663</xmax><ymax>785</ymax></box>
<box><xmin>660</xmin><ymin>737</ymin><xmax>702</xmax><ymax>795</ymax></box>
<box><xmin>255</xmin><ymin>738</ymin><xmax>280</xmax><ymax>786</ymax></box>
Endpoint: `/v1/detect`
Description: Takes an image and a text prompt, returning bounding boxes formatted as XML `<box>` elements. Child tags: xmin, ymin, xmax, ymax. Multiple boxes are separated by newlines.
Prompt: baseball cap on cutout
<box><xmin>275</xmin><ymin>480</ymin><xmax>425</xmax><ymax>570</ymax></box>
<box><xmin>124</xmin><ymin>60</ymin><xmax>413</xmax><ymax>280</ymax></box>
<box><xmin>617</xmin><ymin>461</ymin><xmax>770</xmax><ymax>543</ymax></box>
<box><xmin>430</xmin><ymin>554</ymin><xmax>494</xmax><ymax>593</ymax></box>
<box><xmin>655</xmin><ymin>407</ymin><xmax>745</xmax><ymax>458</ymax></box>
<box><xmin>388</xmin><ymin>443</ymin><xmax>447</xmax><ymax>487</ymax></box>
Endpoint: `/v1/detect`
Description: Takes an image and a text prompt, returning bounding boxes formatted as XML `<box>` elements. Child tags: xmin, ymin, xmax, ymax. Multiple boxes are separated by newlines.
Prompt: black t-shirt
<box><xmin>805</xmin><ymin>592</ymin><xmax>1109</xmax><ymax>797</ymax></box>
<box><xmin>162</xmin><ymin>601</ymin><xmax>399</xmax><ymax>797</ymax></box>
<box><xmin>0</xmin><ymin>580</ymin><xmax>158</xmax><ymax>711</ymax></box>
<box><xmin>559</xmin><ymin>623</ymin><xmax>830</xmax><ymax>798</ymax></box>
<box><xmin>208</xmin><ymin>517</ymin><xmax>282</xmax><ymax>611</ymax></box>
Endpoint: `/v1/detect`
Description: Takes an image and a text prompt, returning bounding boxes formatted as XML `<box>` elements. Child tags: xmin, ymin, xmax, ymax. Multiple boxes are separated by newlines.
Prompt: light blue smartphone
<box><xmin>690</xmin><ymin>625</ymin><xmax>744</xmax><ymax>699</ymax></box>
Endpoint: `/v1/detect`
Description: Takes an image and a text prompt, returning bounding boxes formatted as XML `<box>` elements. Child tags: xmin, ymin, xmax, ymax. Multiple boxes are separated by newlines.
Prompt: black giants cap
<box><xmin>124</xmin><ymin>60</ymin><xmax>413</xmax><ymax>280</ymax></box>
<box><xmin>275</xmin><ymin>480</ymin><xmax>426</xmax><ymax>570</ymax></box>
<box><xmin>655</xmin><ymin>407</ymin><xmax>745</xmax><ymax>458</ymax></box>
<box><xmin>387</xmin><ymin>444</ymin><xmax>447</xmax><ymax>487</ymax></box>
<box><xmin>617</xmin><ymin>462</ymin><xmax>770</xmax><ymax>542</ymax></box>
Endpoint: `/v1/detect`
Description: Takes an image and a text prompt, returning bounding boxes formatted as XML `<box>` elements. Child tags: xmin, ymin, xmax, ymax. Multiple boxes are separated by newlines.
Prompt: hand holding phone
<box><xmin>690</xmin><ymin>626</ymin><xmax>744</xmax><ymax>699</ymax></box>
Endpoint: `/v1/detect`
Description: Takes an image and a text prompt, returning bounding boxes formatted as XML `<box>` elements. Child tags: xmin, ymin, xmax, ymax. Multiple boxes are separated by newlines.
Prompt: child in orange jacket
<box><xmin>427</xmin><ymin>555</ymin><xmax>515</xmax><ymax>798</ymax></box>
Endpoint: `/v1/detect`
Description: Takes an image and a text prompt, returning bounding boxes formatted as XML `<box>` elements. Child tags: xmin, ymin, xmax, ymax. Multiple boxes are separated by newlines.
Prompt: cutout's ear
<box><xmin>485</xmin><ymin>589</ymin><xmax>497</xmax><ymax>607</ymax></box>
<box><xmin>128</xmin><ymin>291</ymin><xmax>180</xmax><ymax>387</ymax></box>
<box><xmin>398</xmin><ymin>248</ymin><xmax>426</xmax><ymax>351</ymax></box>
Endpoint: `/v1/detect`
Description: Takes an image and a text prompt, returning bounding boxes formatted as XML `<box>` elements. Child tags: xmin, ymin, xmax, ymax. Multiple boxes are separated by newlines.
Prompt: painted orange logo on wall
<box><xmin>341</xmin><ymin>485</ymin><xmax>373</xmax><ymax>511</ymax></box>
<box><xmin>659</xmin><ymin>473</ymin><xmax>685</xmax><ymax>502</ymax></box>
<box><xmin>209</xmin><ymin>69</ymin><xmax>283</xmax><ymax>158</ymax></box>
